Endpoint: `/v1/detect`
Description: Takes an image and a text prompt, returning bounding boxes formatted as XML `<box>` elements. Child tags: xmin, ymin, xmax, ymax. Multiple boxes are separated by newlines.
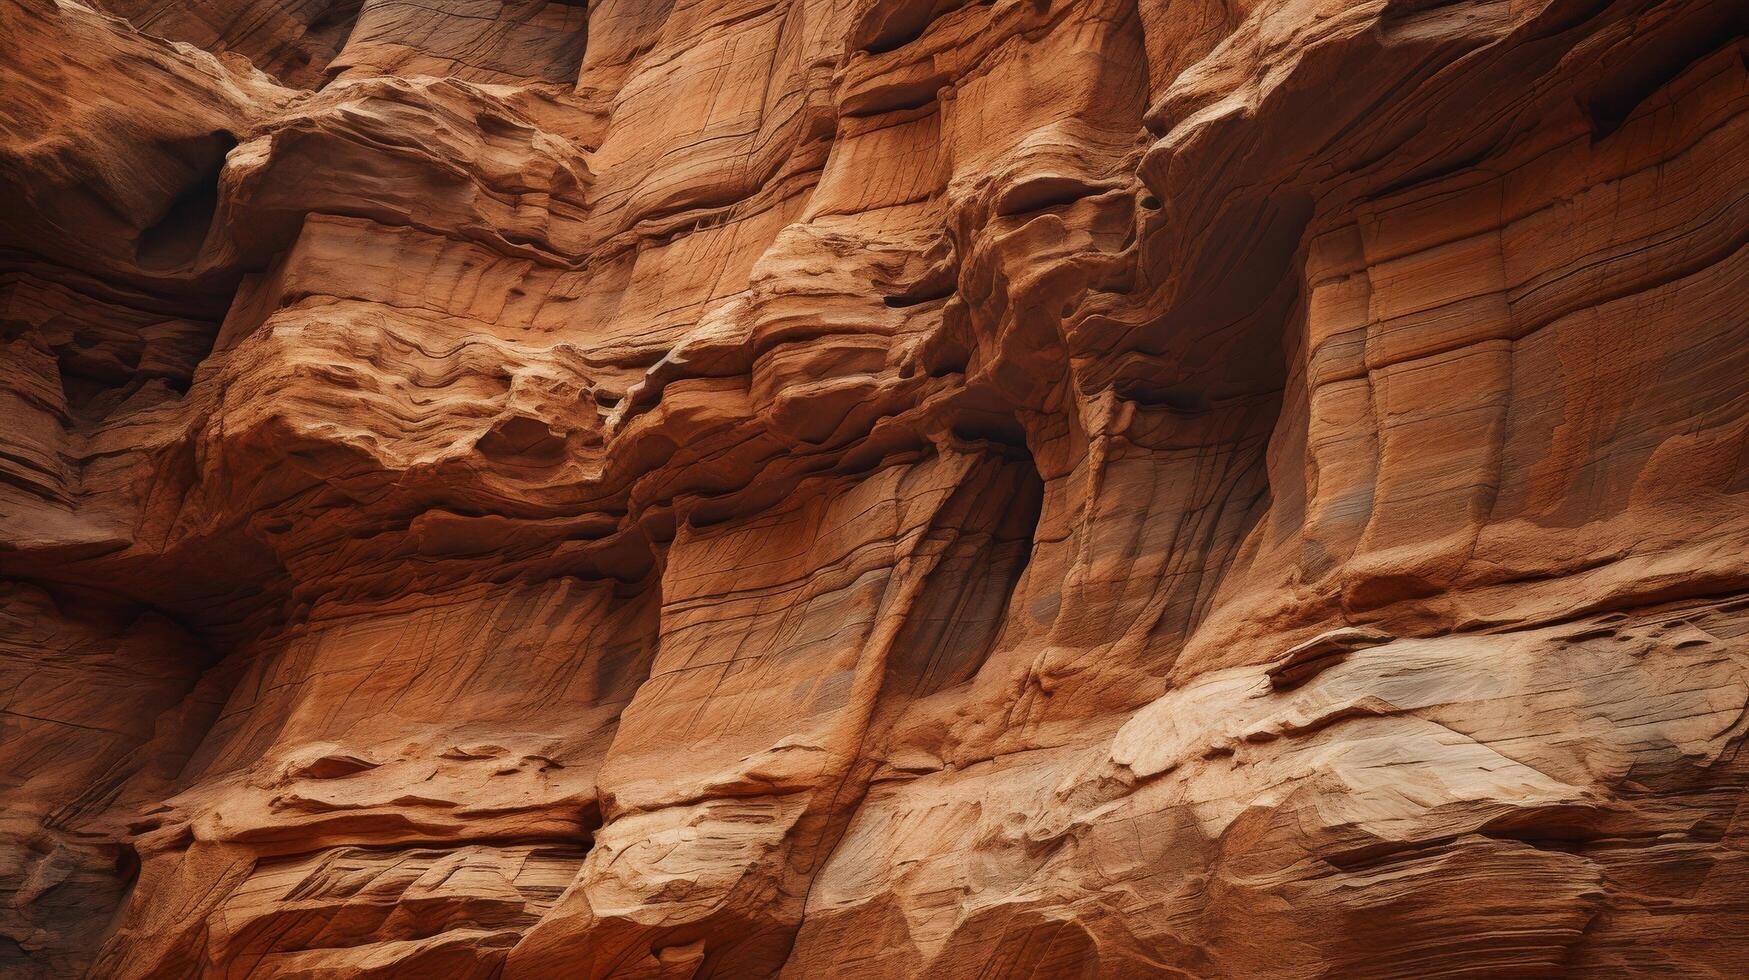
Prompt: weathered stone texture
<box><xmin>2</xmin><ymin>0</ymin><xmax>1746</xmax><ymax>975</ymax></box>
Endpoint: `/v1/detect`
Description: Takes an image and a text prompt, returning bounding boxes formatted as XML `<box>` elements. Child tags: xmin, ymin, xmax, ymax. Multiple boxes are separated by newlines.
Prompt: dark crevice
<box><xmin>882</xmin><ymin>289</ymin><xmax>951</xmax><ymax>308</ymax></box>
<box><xmin>995</xmin><ymin>176</ymin><xmax>1110</xmax><ymax>218</ymax></box>
<box><xmin>891</xmin><ymin>442</ymin><xmax>1045</xmax><ymax>699</ymax></box>
<box><xmin>843</xmin><ymin>87</ymin><xmax>941</xmax><ymax>117</ymax></box>
<box><xmin>285</xmin><ymin>0</ymin><xmax>365</xmax><ymax>85</ymax></box>
<box><xmin>308</xmin><ymin>0</ymin><xmax>366</xmax><ymax>33</ymax></box>
<box><xmin>1112</xmin><ymin>377</ymin><xmax>1210</xmax><ymax>416</ymax></box>
<box><xmin>135</xmin><ymin>132</ymin><xmax>236</xmax><ymax>271</ymax></box>
<box><xmin>1584</xmin><ymin>4</ymin><xmax>1745</xmax><ymax>142</ymax></box>
<box><xmin>858</xmin><ymin>0</ymin><xmax>959</xmax><ymax>54</ymax></box>
<box><xmin>923</xmin><ymin>344</ymin><xmax>968</xmax><ymax>378</ymax></box>
<box><xmin>1366</xmin><ymin>141</ymin><xmax>1496</xmax><ymax>201</ymax></box>
<box><xmin>949</xmin><ymin>417</ymin><xmax>1030</xmax><ymax>451</ymax></box>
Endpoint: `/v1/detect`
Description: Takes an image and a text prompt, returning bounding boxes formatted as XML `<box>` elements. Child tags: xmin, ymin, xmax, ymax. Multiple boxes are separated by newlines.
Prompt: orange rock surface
<box><xmin>2</xmin><ymin>0</ymin><xmax>1747</xmax><ymax>976</ymax></box>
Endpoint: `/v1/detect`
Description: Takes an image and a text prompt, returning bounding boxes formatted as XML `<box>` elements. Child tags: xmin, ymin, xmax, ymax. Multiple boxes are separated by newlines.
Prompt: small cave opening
<box><xmin>135</xmin><ymin>131</ymin><xmax>236</xmax><ymax>271</ymax></box>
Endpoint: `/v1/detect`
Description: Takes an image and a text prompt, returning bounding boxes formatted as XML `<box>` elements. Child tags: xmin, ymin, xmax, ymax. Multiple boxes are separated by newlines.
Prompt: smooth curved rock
<box><xmin>2</xmin><ymin>0</ymin><xmax>1746</xmax><ymax>976</ymax></box>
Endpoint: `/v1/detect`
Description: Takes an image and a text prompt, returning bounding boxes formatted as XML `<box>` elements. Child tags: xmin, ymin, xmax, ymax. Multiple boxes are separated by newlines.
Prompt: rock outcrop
<box><xmin>2</xmin><ymin>0</ymin><xmax>1747</xmax><ymax>976</ymax></box>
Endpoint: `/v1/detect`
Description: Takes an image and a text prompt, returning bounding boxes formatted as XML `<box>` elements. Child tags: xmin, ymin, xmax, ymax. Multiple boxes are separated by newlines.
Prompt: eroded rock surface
<box><xmin>2</xmin><ymin>0</ymin><xmax>1746</xmax><ymax>975</ymax></box>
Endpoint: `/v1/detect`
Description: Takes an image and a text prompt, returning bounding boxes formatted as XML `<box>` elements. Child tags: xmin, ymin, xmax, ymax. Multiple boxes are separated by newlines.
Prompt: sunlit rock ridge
<box><xmin>2</xmin><ymin>0</ymin><xmax>1746</xmax><ymax>975</ymax></box>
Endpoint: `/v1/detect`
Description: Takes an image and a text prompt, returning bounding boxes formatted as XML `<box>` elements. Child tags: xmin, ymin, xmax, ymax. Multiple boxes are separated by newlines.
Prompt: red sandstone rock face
<box><xmin>1</xmin><ymin>0</ymin><xmax>1746</xmax><ymax>975</ymax></box>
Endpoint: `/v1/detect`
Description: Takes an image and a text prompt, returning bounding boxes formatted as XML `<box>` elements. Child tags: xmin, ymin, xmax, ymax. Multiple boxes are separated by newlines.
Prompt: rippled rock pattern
<box><xmin>1</xmin><ymin>0</ymin><xmax>1746</xmax><ymax>976</ymax></box>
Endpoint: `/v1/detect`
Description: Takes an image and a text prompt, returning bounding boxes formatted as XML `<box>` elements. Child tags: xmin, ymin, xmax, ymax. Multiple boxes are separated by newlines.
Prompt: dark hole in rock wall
<box><xmin>135</xmin><ymin>131</ymin><xmax>236</xmax><ymax>272</ymax></box>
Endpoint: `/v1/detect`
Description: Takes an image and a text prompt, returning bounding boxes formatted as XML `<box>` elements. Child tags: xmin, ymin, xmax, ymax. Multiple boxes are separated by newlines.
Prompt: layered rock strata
<box><xmin>2</xmin><ymin>0</ymin><xmax>1747</xmax><ymax>976</ymax></box>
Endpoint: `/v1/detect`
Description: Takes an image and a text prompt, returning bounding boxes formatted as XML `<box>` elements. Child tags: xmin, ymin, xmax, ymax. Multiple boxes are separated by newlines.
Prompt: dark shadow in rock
<box><xmin>135</xmin><ymin>131</ymin><xmax>236</xmax><ymax>272</ymax></box>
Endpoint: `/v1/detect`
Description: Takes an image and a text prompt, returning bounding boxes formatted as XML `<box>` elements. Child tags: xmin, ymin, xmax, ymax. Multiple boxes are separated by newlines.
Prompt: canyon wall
<box><xmin>2</xmin><ymin>0</ymin><xmax>1747</xmax><ymax>975</ymax></box>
